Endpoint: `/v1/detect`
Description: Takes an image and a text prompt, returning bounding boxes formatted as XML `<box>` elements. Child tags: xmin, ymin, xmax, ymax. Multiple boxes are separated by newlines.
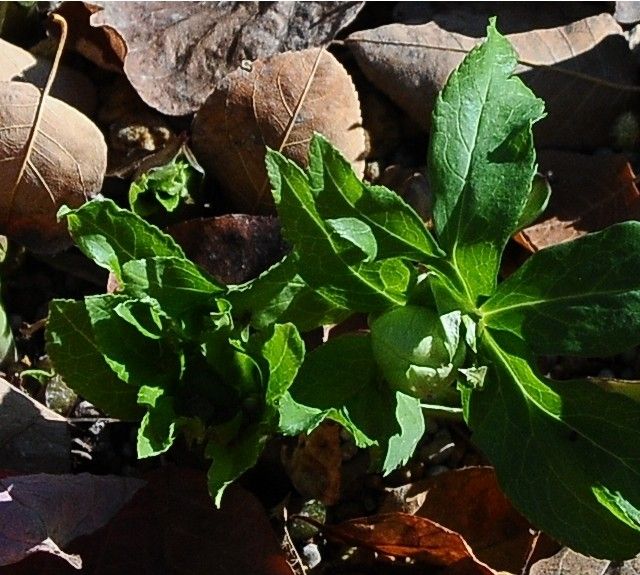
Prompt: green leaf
<box><xmin>481</xmin><ymin>222</ymin><xmax>640</xmax><ymax>356</ymax></box>
<box><xmin>84</xmin><ymin>295</ymin><xmax>182</xmax><ymax>388</ymax></box>
<box><xmin>267</xmin><ymin>150</ymin><xmax>412</xmax><ymax>312</ymax></box>
<box><xmin>129</xmin><ymin>157</ymin><xmax>199</xmax><ymax>217</ymax></box>
<box><xmin>514</xmin><ymin>173</ymin><xmax>551</xmax><ymax>231</ymax></box>
<box><xmin>281</xmin><ymin>334</ymin><xmax>425</xmax><ymax>472</ymax></box>
<box><xmin>260</xmin><ymin>323</ymin><xmax>305</xmax><ymax>407</ymax></box>
<box><xmin>465</xmin><ymin>331</ymin><xmax>640</xmax><ymax>559</ymax></box>
<box><xmin>137</xmin><ymin>385</ymin><xmax>177</xmax><ymax>457</ymax></box>
<box><xmin>206</xmin><ymin>424</ymin><xmax>268</xmax><ymax>507</ymax></box>
<box><xmin>308</xmin><ymin>134</ymin><xmax>443</xmax><ymax>262</ymax></box>
<box><xmin>0</xmin><ymin>288</ymin><xmax>14</xmax><ymax>366</ymax></box>
<box><xmin>122</xmin><ymin>256</ymin><xmax>224</xmax><ymax>319</ymax></box>
<box><xmin>59</xmin><ymin>198</ymin><xmax>184</xmax><ymax>281</ymax></box>
<box><xmin>227</xmin><ymin>254</ymin><xmax>351</xmax><ymax>332</ymax></box>
<box><xmin>46</xmin><ymin>299</ymin><xmax>141</xmax><ymax>420</ymax></box>
<box><xmin>428</xmin><ymin>20</ymin><xmax>545</xmax><ymax>301</ymax></box>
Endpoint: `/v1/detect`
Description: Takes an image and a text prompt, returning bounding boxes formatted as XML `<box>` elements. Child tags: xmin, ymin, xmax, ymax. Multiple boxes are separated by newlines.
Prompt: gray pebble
<box><xmin>301</xmin><ymin>543</ymin><xmax>321</xmax><ymax>569</ymax></box>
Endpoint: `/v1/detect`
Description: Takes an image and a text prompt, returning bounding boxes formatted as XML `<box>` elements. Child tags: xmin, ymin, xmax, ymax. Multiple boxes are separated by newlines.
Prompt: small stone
<box><xmin>301</xmin><ymin>543</ymin><xmax>321</xmax><ymax>569</ymax></box>
<box><xmin>75</xmin><ymin>400</ymin><xmax>101</xmax><ymax>418</ymax></box>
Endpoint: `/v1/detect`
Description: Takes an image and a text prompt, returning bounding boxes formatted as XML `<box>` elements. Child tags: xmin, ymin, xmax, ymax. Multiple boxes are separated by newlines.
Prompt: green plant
<box><xmin>46</xmin><ymin>21</ymin><xmax>640</xmax><ymax>558</ymax></box>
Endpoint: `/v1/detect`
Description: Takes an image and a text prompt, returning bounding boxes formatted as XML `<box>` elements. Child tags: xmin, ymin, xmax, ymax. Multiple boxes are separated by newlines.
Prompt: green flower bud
<box><xmin>370</xmin><ymin>305</ymin><xmax>466</xmax><ymax>401</ymax></box>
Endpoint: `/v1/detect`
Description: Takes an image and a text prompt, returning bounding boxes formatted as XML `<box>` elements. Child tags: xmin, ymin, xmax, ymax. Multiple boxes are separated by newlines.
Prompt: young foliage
<box><xmin>45</xmin><ymin>19</ymin><xmax>640</xmax><ymax>560</ymax></box>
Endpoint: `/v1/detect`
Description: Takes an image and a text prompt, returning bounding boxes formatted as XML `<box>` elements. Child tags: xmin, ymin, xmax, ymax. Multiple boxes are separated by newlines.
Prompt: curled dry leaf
<box><xmin>0</xmin><ymin>38</ymin><xmax>96</xmax><ymax>116</ymax></box>
<box><xmin>348</xmin><ymin>12</ymin><xmax>637</xmax><ymax>149</ymax></box>
<box><xmin>192</xmin><ymin>48</ymin><xmax>366</xmax><ymax>213</ymax></box>
<box><xmin>166</xmin><ymin>215</ymin><xmax>286</xmax><ymax>285</ymax></box>
<box><xmin>0</xmin><ymin>378</ymin><xmax>70</xmax><ymax>474</ymax></box>
<box><xmin>515</xmin><ymin>151</ymin><xmax>640</xmax><ymax>251</ymax></box>
<box><xmin>0</xmin><ymin>81</ymin><xmax>107</xmax><ymax>253</ymax></box>
<box><xmin>87</xmin><ymin>1</ymin><xmax>364</xmax><ymax>116</ymax></box>
<box><xmin>0</xmin><ymin>472</ymin><xmax>145</xmax><ymax>569</ymax></box>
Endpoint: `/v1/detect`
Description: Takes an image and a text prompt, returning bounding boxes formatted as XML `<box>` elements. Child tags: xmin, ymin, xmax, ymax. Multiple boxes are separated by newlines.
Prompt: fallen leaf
<box><xmin>167</xmin><ymin>215</ymin><xmax>286</xmax><ymax>285</ymax></box>
<box><xmin>89</xmin><ymin>1</ymin><xmax>364</xmax><ymax>116</ymax></box>
<box><xmin>52</xmin><ymin>2</ymin><xmax>126</xmax><ymax>73</ymax></box>
<box><xmin>347</xmin><ymin>11</ymin><xmax>637</xmax><ymax>149</ymax></box>
<box><xmin>0</xmin><ymin>81</ymin><xmax>106</xmax><ymax>253</ymax></box>
<box><xmin>283</xmin><ymin>422</ymin><xmax>342</xmax><ymax>505</ymax></box>
<box><xmin>0</xmin><ymin>473</ymin><xmax>144</xmax><ymax>569</ymax></box>
<box><xmin>192</xmin><ymin>48</ymin><xmax>365</xmax><ymax>213</ymax></box>
<box><xmin>515</xmin><ymin>151</ymin><xmax>640</xmax><ymax>251</ymax></box>
<box><xmin>0</xmin><ymin>38</ymin><xmax>96</xmax><ymax>116</ymax></box>
<box><xmin>1</xmin><ymin>467</ymin><xmax>293</xmax><ymax>575</ymax></box>
<box><xmin>529</xmin><ymin>547</ymin><xmax>625</xmax><ymax>574</ymax></box>
<box><xmin>0</xmin><ymin>378</ymin><xmax>70</xmax><ymax>474</ymax></box>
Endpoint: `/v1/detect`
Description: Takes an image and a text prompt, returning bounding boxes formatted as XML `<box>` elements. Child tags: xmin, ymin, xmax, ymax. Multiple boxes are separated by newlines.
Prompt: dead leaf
<box><xmin>89</xmin><ymin>1</ymin><xmax>365</xmax><ymax>116</ymax></box>
<box><xmin>0</xmin><ymin>378</ymin><xmax>70</xmax><ymax>474</ymax></box>
<box><xmin>515</xmin><ymin>151</ymin><xmax>640</xmax><ymax>251</ymax></box>
<box><xmin>347</xmin><ymin>11</ymin><xmax>638</xmax><ymax>149</ymax></box>
<box><xmin>529</xmin><ymin>547</ymin><xmax>616</xmax><ymax>574</ymax></box>
<box><xmin>192</xmin><ymin>48</ymin><xmax>366</xmax><ymax>213</ymax></box>
<box><xmin>0</xmin><ymin>38</ymin><xmax>96</xmax><ymax>117</ymax></box>
<box><xmin>377</xmin><ymin>467</ymin><xmax>558</xmax><ymax>574</ymax></box>
<box><xmin>166</xmin><ymin>215</ymin><xmax>286</xmax><ymax>285</ymax></box>
<box><xmin>0</xmin><ymin>81</ymin><xmax>106</xmax><ymax>253</ymax></box>
<box><xmin>283</xmin><ymin>422</ymin><xmax>342</xmax><ymax>505</ymax></box>
<box><xmin>1</xmin><ymin>467</ymin><xmax>293</xmax><ymax>575</ymax></box>
<box><xmin>52</xmin><ymin>2</ymin><xmax>126</xmax><ymax>73</ymax></box>
<box><xmin>0</xmin><ymin>472</ymin><xmax>144</xmax><ymax>569</ymax></box>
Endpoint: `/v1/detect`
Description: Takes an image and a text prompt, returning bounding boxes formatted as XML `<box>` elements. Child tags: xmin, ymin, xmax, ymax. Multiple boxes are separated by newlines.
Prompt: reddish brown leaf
<box><xmin>166</xmin><ymin>215</ymin><xmax>286</xmax><ymax>285</ymax></box>
<box><xmin>515</xmin><ymin>151</ymin><xmax>640</xmax><ymax>251</ymax></box>
<box><xmin>88</xmin><ymin>2</ymin><xmax>364</xmax><ymax>116</ymax></box>
<box><xmin>192</xmin><ymin>48</ymin><xmax>365</xmax><ymax>213</ymax></box>
<box><xmin>0</xmin><ymin>473</ymin><xmax>144</xmax><ymax>569</ymax></box>
<box><xmin>283</xmin><ymin>422</ymin><xmax>342</xmax><ymax>505</ymax></box>
<box><xmin>1</xmin><ymin>467</ymin><xmax>293</xmax><ymax>575</ymax></box>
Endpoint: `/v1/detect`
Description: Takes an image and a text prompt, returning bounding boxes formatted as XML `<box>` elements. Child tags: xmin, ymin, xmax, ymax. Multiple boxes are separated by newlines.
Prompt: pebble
<box><xmin>301</xmin><ymin>543</ymin><xmax>321</xmax><ymax>569</ymax></box>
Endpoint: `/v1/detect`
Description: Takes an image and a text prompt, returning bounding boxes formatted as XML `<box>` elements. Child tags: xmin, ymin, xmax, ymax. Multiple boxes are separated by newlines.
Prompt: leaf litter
<box><xmin>1</xmin><ymin>2</ymin><xmax>640</xmax><ymax>573</ymax></box>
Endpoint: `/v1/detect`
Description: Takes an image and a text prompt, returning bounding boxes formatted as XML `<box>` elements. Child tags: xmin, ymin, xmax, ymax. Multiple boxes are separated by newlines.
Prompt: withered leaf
<box><xmin>0</xmin><ymin>473</ymin><xmax>144</xmax><ymax>569</ymax></box>
<box><xmin>515</xmin><ymin>151</ymin><xmax>640</xmax><ymax>251</ymax></box>
<box><xmin>89</xmin><ymin>1</ymin><xmax>365</xmax><ymax>116</ymax></box>
<box><xmin>2</xmin><ymin>467</ymin><xmax>293</xmax><ymax>575</ymax></box>
<box><xmin>0</xmin><ymin>378</ymin><xmax>70</xmax><ymax>474</ymax></box>
<box><xmin>348</xmin><ymin>12</ymin><xmax>637</xmax><ymax>149</ymax></box>
<box><xmin>0</xmin><ymin>81</ymin><xmax>106</xmax><ymax>253</ymax></box>
<box><xmin>166</xmin><ymin>215</ymin><xmax>286</xmax><ymax>285</ymax></box>
<box><xmin>0</xmin><ymin>38</ymin><xmax>96</xmax><ymax>116</ymax></box>
<box><xmin>530</xmin><ymin>547</ymin><xmax>640</xmax><ymax>574</ymax></box>
<box><xmin>192</xmin><ymin>48</ymin><xmax>366</xmax><ymax>213</ymax></box>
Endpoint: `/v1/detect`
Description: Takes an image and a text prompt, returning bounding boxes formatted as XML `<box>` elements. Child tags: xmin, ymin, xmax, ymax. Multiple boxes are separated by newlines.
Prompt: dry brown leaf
<box><xmin>282</xmin><ymin>422</ymin><xmax>342</xmax><ymax>505</ymax></box>
<box><xmin>0</xmin><ymin>472</ymin><xmax>144</xmax><ymax>569</ymax></box>
<box><xmin>0</xmin><ymin>38</ymin><xmax>96</xmax><ymax>116</ymax></box>
<box><xmin>379</xmin><ymin>467</ymin><xmax>558</xmax><ymax>574</ymax></box>
<box><xmin>0</xmin><ymin>81</ymin><xmax>106</xmax><ymax>253</ymax></box>
<box><xmin>515</xmin><ymin>151</ymin><xmax>640</xmax><ymax>251</ymax></box>
<box><xmin>0</xmin><ymin>378</ymin><xmax>70</xmax><ymax>474</ymax></box>
<box><xmin>529</xmin><ymin>547</ymin><xmax>640</xmax><ymax>574</ymax></box>
<box><xmin>348</xmin><ymin>12</ymin><xmax>637</xmax><ymax>149</ymax></box>
<box><xmin>88</xmin><ymin>1</ymin><xmax>364</xmax><ymax>116</ymax></box>
<box><xmin>167</xmin><ymin>215</ymin><xmax>286</xmax><ymax>285</ymax></box>
<box><xmin>192</xmin><ymin>48</ymin><xmax>365</xmax><ymax>213</ymax></box>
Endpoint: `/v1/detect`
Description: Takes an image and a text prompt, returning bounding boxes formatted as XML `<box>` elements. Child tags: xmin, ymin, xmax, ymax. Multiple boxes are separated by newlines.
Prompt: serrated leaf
<box><xmin>260</xmin><ymin>323</ymin><xmax>305</xmax><ymax>407</ymax></box>
<box><xmin>46</xmin><ymin>299</ymin><xmax>141</xmax><ymax>420</ymax></box>
<box><xmin>60</xmin><ymin>198</ymin><xmax>184</xmax><ymax>281</ymax></box>
<box><xmin>206</xmin><ymin>424</ymin><xmax>268</xmax><ymax>507</ymax></box>
<box><xmin>465</xmin><ymin>331</ymin><xmax>640</xmax><ymax>559</ymax></box>
<box><xmin>481</xmin><ymin>222</ymin><xmax>640</xmax><ymax>356</ymax></box>
<box><xmin>282</xmin><ymin>334</ymin><xmax>425</xmax><ymax>471</ymax></box>
<box><xmin>137</xmin><ymin>385</ymin><xmax>177</xmax><ymax>457</ymax></box>
<box><xmin>227</xmin><ymin>254</ymin><xmax>351</xmax><ymax>332</ymax></box>
<box><xmin>309</xmin><ymin>134</ymin><xmax>442</xmax><ymax>262</ymax></box>
<box><xmin>267</xmin><ymin>150</ymin><xmax>412</xmax><ymax>312</ymax></box>
<box><xmin>428</xmin><ymin>20</ymin><xmax>545</xmax><ymax>301</ymax></box>
<box><xmin>84</xmin><ymin>295</ymin><xmax>182</xmax><ymax>388</ymax></box>
<box><xmin>122</xmin><ymin>256</ymin><xmax>224</xmax><ymax>320</ymax></box>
